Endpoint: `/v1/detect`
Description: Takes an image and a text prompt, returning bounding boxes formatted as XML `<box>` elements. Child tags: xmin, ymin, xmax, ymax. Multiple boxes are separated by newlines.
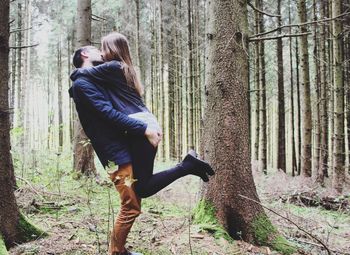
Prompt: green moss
<box><xmin>251</xmin><ymin>213</ymin><xmax>297</xmax><ymax>255</ymax></box>
<box><xmin>18</xmin><ymin>212</ymin><xmax>48</xmax><ymax>242</ymax></box>
<box><xmin>272</xmin><ymin>235</ymin><xmax>297</xmax><ymax>255</ymax></box>
<box><xmin>193</xmin><ymin>199</ymin><xmax>233</xmax><ymax>241</ymax></box>
<box><xmin>0</xmin><ymin>234</ymin><xmax>8</xmax><ymax>255</ymax></box>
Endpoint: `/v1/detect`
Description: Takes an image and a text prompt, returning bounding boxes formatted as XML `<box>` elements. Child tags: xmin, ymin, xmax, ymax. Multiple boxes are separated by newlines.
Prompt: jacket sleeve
<box><xmin>79</xmin><ymin>61</ymin><xmax>123</xmax><ymax>85</ymax></box>
<box><xmin>73</xmin><ymin>81</ymin><xmax>147</xmax><ymax>136</ymax></box>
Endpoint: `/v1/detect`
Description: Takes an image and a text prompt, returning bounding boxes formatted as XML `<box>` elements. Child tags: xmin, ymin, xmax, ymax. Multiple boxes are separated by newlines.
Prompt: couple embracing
<box><xmin>69</xmin><ymin>32</ymin><xmax>214</xmax><ymax>255</ymax></box>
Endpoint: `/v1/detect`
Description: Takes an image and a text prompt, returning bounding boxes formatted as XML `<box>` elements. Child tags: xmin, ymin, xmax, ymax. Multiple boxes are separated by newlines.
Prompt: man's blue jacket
<box><xmin>68</xmin><ymin>61</ymin><xmax>149</xmax><ymax>168</ymax></box>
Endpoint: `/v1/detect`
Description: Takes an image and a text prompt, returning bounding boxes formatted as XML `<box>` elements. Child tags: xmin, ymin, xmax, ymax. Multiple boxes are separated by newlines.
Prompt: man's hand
<box><xmin>145</xmin><ymin>127</ymin><xmax>162</xmax><ymax>147</ymax></box>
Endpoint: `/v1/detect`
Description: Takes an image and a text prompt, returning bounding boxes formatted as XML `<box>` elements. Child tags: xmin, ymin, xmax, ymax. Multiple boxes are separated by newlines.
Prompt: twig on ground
<box><xmin>238</xmin><ymin>194</ymin><xmax>332</xmax><ymax>255</ymax></box>
<box><xmin>16</xmin><ymin>176</ymin><xmax>44</xmax><ymax>199</ymax></box>
<box><xmin>289</xmin><ymin>237</ymin><xmax>350</xmax><ymax>255</ymax></box>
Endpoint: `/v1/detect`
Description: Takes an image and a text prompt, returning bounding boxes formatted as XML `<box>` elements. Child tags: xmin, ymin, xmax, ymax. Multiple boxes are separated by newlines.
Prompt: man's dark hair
<box><xmin>72</xmin><ymin>46</ymin><xmax>94</xmax><ymax>68</ymax></box>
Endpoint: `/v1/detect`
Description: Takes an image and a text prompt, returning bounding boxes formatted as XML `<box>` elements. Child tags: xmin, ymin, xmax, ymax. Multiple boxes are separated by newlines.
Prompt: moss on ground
<box><xmin>193</xmin><ymin>199</ymin><xmax>232</xmax><ymax>241</ymax></box>
<box><xmin>251</xmin><ymin>213</ymin><xmax>297</xmax><ymax>255</ymax></box>
<box><xmin>0</xmin><ymin>234</ymin><xmax>8</xmax><ymax>255</ymax></box>
<box><xmin>18</xmin><ymin>212</ymin><xmax>48</xmax><ymax>242</ymax></box>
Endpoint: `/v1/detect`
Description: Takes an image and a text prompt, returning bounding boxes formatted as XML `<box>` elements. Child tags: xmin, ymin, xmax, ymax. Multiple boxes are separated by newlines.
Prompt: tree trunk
<box><xmin>168</xmin><ymin>0</ymin><xmax>176</xmax><ymax>160</ymax></box>
<box><xmin>187</xmin><ymin>0</ymin><xmax>194</xmax><ymax>151</ymax></box>
<box><xmin>200</xmin><ymin>1</ymin><xmax>295</xmax><ymax>253</ymax></box>
<box><xmin>73</xmin><ymin>0</ymin><xmax>96</xmax><ymax>176</ymax></box>
<box><xmin>176</xmin><ymin>0</ymin><xmax>183</xmax><ymax>160</ymax></box>
<box><xmin>295</xmin><ymin>36</ymin><xmax>302</xmax><ymax>175</ymax></box>
<box><xmin>57</xmin><ymin>41</ymin><xmax>63</xmax><ymax>152</ymax></box>
<box><xmin>254</xmin><ymin>0</ymin><xmax>260</xmax><ymax>162</ymax></box>
<box><xmin>312</xmin><ymin>0</ymin><xmax>321</xmax><ymax>178</ymax></box>
<box><xmin>298</xmin><ymin>0</ymin><xmax>312</xmax><ymax>177</ymax></box>
<box><xmin>289</xmin><ymin>0</ymin><xmax>297</xmax><ymax>177</ymax></box>
<box><xmin>317</xmin><ymin>0</ymin><xmax>328</xmax><ymax>185</ymax></box>
<box><xmin>258</xmin><ymin>0</ymin><xmax>267</xmax><ymax>173</ymax></box>
<box><xmin>0</xmin><ymin>1</ymin><xmax>46</xmax><ymax>251</ymax></box>
<box><xmin>331</xmin><ymin>0</ymin><xmax>345</xmax><ymax>193</ymax></box>
<box><xmin>277</xmin><ymin>0</ymin><xmax>285</xmax><ymax>172</ymax></box>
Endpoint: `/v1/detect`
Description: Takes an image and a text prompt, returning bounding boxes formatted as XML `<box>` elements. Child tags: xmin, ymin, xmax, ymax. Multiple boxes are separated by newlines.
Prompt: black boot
<box><xmin>180</xmin><ymin>149</ymin><xmax>215</xmax><ymax>182</ymax></box>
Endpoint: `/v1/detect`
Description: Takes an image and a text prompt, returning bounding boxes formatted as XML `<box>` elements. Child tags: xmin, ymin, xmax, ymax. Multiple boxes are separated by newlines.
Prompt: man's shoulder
<box><xmin>72</xmin><ymin>77</ymin><xmax>95</xmax><ymax>88</ymax></box>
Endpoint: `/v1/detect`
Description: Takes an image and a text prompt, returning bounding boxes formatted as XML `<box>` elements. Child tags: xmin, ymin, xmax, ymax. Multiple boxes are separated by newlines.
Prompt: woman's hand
<box><xmin>145</xmin><ymin>128</ymin><xmax>162</xmax><ymax>147</ymax></box>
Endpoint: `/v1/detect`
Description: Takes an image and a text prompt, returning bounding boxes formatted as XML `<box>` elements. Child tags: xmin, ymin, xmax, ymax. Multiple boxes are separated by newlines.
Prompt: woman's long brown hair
<box><xmin>101</xmin><ymin>32</ymin><xmax>143</xmax><ymax>96</ymax></box>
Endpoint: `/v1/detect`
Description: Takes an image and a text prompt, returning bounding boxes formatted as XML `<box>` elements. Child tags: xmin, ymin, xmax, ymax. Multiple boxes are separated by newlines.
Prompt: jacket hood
<box><xmin>69</xmin><ymin>69</ymin><xmax>83</xmax><ymax>98</ymax></box>
<box><xmin>70</xmin><ymin>68</ymin><xmax>82</xmax><ymax>82</ymax></box>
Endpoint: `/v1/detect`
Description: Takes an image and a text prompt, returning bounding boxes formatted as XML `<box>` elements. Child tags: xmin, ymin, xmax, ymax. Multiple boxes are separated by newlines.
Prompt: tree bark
<box><xmin>277</xmin><ymin>0</ymin><xmax>286</xmax><ymax>172</ymax></box>
<box><xmin>168</xmin><ymin>0</ymin><xmax>176</xmax><ymax>160</ymax></box>
<box><xmin>200</xmin><ymin>1</ymin><xmax>295</xmax><ymax>253</ymax></box>
<box><xmin>289</xmin><ymin>0</ymin><xmax>297</xmax><ymax>177</ymax></box>
<box><xmin>317</xmin><ymin>0</ymin><xmax>328</xmax><ymax>185</ymax></box>
<box><xmin>254</xmin><ymin>0</ymin><xmax>260</xmax><ymax>162</ymax></box>
<box><xmin>312</xmin><ymin>0</ymin><xmax>321</xmax><ymax>179</ymax></box>
<box><xmin>331</xmin><ymin>0</ymin><xmax>345</xmax><ymax>193</ymax></box>
<box><xmin>187</xmin><ymin>0</ymin><xmax>195</xmax><ymax>151</ymax></box>
<box><xmin>57</xmin><ymin>41</ymin><xmax>63</xmax><ymax>152</ymax></box>
<box><xmin>73</xmin><ymin>0</ymin><xmax>96</xmax><ymax>176</ymax></box>
<box><xmin>258</xmin><ymin>0</ymin><xmax>267</xmax><ymax>173</ymax></box>
<box><xmin>0</xmin><ymin>1</ymin><xmax>46</xmax><ymax>251</ymax></box>
<box><xmin>298</xmin><ymin>0</ymin><xmax>312</xmax><ymax>177</ymax></box>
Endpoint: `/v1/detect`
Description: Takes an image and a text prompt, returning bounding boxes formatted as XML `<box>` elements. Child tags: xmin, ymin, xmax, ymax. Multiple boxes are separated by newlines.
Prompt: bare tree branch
<box><xmin>249</xmin><ymin>32</ymin><xmax>311</xmax><ymax>42</ymax></box>
<box><xmin>238</xmin><ymin>194</ymin><xmax>332</xmax><ymax>255</ymax></box>
<box><xmin>10</xmin><ymin>43</ymin><xmax>39</xmax><ymax>49</ymax></box>
<box><xmin>250</xmin><ymin>12</ymin><xmax>350</xmax><ymax>38</ymax></box>
<box><xmin>10</xmin><ymin>26</ymin><xmax>33</xmax><ymax>34</ymax></box>
<box><xmin>92</xmin><ymin>13</ymin><xmax>107</xmax><ymax>21</ymax></box>
<box><xmin>247</xmin><ymin>1</ymin><xmax>281</xmax><ymax>18</ymax></box>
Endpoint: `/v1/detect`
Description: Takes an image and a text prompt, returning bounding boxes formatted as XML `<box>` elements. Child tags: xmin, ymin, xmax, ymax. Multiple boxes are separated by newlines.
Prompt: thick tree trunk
<box><xmin>0</xmin><ymin>1</ymin><xmax>46</xmax><ymax>251</ymax></box>
<box><xmin>73</xmin><ymin>0</ymin><xmax>96</xmax><ymax>176</ymax></box>
<box><xmin>298</xmin><ymin>0</ymin><xmax>312</xmax><ymax>177</ymax></box>
<box><xmin>331</xmin><ymin>0</ymin><xmax>345</xmax><ymax>193</ymax></box>
<box><xmin>277</xmin><ymin>0</ymin><xmax>286</xmax><ymax>172</ymax></box>
<box><xmin>200</xmin><ymin>1</ymin><xmax>294</xmax><ymax>253</ymax></box>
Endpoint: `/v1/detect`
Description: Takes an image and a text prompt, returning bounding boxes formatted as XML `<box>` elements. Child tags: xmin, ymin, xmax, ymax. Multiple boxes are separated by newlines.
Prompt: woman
<box><xmin>79</xmin><ymin>32</ymin><xmax>214</xmax><ymax>255</ymax></box>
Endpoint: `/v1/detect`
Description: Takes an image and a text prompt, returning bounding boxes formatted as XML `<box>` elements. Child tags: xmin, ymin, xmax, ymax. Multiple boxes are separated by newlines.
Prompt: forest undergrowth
<box><xmin>8</xmin><ymin>150</ymin><xmax>350</xmax><ymax>255</ymax></box>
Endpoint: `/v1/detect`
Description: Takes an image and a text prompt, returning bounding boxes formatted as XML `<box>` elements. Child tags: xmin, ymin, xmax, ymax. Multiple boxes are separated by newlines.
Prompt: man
<box><xmin>69</xmin><ymin>46</ymin><xmax>159</xmax><ymax>255</ymax></box>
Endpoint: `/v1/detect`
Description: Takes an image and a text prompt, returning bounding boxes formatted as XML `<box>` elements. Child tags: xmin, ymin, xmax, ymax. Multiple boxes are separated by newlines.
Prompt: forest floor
<box><xmin>8</xmin><ymin>152</ymin><xmax>350</xmax><ymax>255</ymax></box>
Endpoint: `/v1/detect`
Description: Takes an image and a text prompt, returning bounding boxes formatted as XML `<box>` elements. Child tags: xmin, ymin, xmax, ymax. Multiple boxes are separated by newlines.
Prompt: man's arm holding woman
<box><xmin>73</xmin><ymin>80</ymin><xmax>161</xmax><ymax>146</ymax></box>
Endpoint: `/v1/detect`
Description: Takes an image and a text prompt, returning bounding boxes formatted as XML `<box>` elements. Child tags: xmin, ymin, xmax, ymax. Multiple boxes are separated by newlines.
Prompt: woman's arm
<box><xmin>73</xmin><ymin>79</ymin><xmax>147</xmax><ymax>135</ymax></box>
<box><xmin>79</xmin><ymin>60</ymin><xmax>124</xmax><ymax>85</ymax></box>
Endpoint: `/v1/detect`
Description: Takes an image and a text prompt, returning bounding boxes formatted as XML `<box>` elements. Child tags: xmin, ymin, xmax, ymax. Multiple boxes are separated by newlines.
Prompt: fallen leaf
<box><xmin>124</xmin><ymin>176</ymin><xmax>137</xmax><ymax>187</ymax></box>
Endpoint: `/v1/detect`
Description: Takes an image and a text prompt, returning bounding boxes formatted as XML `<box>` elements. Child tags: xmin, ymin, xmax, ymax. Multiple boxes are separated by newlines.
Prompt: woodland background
<box><xmin>0</xmin><ymin>0</ymin><xmax>349</xmax><ymax>254</ymax></box>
